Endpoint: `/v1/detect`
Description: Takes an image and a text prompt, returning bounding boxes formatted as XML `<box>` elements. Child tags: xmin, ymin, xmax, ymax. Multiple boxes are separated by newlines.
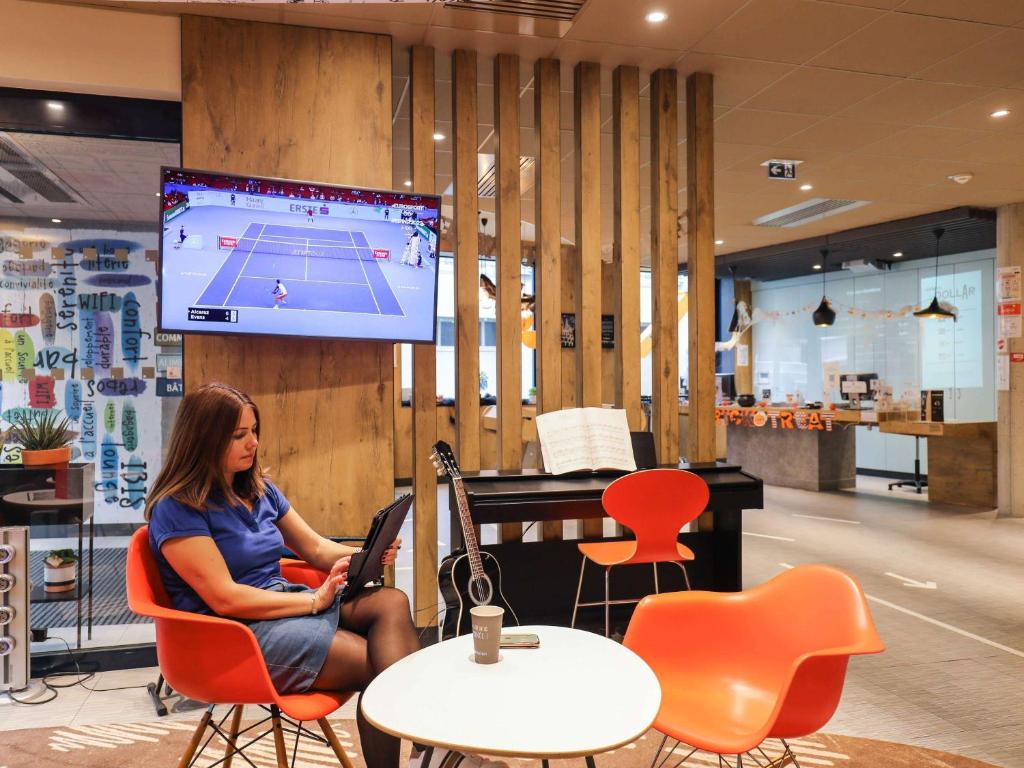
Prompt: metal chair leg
<box><xmin>177</xmin><ymin>705</ymin><xmax>213</xmax><ymax>768</ymax></box>
<box><xmin>318</xmin><ymin>717</ymin><xmax>356</xmax><ymax>768</ymax></box>
<box><xmin>571</xmin><ymin>556</ymin><xmax>587</xmax><ymax>628</ymax></box>
<box><xmin>222</xmin><ymin>705</ymin><xmax>244</xmax><ymax>768</ymax></box>
<box><xmin>270</xmin><ymin>705</ymin><xmax>288</xmax><ymax>768</ymax></box>
<box><xmin>648</xmin><ymin>733</ymin><xmax>668</xmax><ymax>768</ymax></box>
<box><xmin>604</xmin><ymin>566</ymin><xmax>611</xmax><ymax>638</ymax></box>
<box><xmin>653</xmin><ymin>563</ymin><xmax>660</xmax><ymax>594</ymax></box>
<box><xmin>673</xmin><ymin>561</ymin><xmax>692</xmax><ymax>590</ymax></box>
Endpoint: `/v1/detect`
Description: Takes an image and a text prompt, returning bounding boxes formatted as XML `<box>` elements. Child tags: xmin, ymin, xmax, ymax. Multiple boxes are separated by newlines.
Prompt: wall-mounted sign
<box><xmin>998</xmin><ymin>354</ymin><xmax>1010</xmax><ymax>391</ymax></box>
<box><xmin>997</xmin><ymin>266</ymin><xmax>1022</xmax><ymax>302</ymax></box>
<box><xmin>560</xmin><ymin>313</ymin><xmax>575</xmax><ymax>349</ymax></box>
<box><xmin>998</xmin><ymin>301</ymin><xmax>1022</xmax><ymax>338</ymax></box>
<box><xmin>601</xmin><ymin>314</ymin><xmax>614</xmax><ymax>349</ymax></box>
<box><xmin>715</xmin><ymin>407</ymin><xmax>834</xmax><ymax>432</ymax></box>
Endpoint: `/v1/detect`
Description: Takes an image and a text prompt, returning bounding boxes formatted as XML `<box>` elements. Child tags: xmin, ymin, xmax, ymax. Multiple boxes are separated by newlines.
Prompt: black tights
<box><xmin>311</xmin><ymin>586</ymin><xmax>420</xmax><ymax>767</ymax></box>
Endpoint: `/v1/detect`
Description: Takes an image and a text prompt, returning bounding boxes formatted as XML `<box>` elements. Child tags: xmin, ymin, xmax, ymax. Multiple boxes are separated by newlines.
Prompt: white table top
<box><xmin>360</xmin><ymin>625</ymin><xmax>660</xmax><ymax>759</ymax></box>
<box><xmin>2</xmin><ymin>490</ymin><xmax>85</xmax><ymax>509</ymax></box>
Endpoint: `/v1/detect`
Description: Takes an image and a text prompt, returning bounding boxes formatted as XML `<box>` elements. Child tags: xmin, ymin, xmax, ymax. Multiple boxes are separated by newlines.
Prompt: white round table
<box><xmin>360</xmin><ymin>625</ymin><xmax>660</xmax><ymax>764</ymax></box>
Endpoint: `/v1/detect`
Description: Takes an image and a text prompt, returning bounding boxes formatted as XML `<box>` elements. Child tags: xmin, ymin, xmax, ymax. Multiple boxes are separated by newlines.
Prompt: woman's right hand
<box><xmin>312</xmin><ymin>556</ymin><xmax>350</xmax><ymax>613</ymax></box>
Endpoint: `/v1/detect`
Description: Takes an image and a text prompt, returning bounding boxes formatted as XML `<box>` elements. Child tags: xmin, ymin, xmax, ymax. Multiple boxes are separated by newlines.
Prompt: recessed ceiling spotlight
<box><xmin>46</xmin><ymin>101</ymin><xmax>64</xmax><ymax>111</ymax></box>
<box><xmin>991</xmin><ymin>108</ymin><xmax>1011</xmax><ymax>118</ymax></box>
<box><xmin>800</xmin><ymin>183</ymin><xmax>813</xmax><ymax>191</ymax></box>
<box><xmin>645</xmin><ymin>10</ymin><xmax>668</xmax><ymax>23</ymax></box>
<box><xmin>432</xmin><ymin>132</ymin><xmax>446</xmax><ymax>141</ymax></box>
<box><xmin>947</xmin><ymin>172</ymin><xmax>973</xmax><ymax>185</ymax></box>
<box><xmin>714</xmin><ymin>239</ymin><xmax>724</xmax><ymax>245</ymax></box>
<box><xmin>51</xmin><ymin>218</ymin><xmax>62</xmax><ymax>224</ymax></box>
<box><xmin>893</xmin><ymin>251</ymin><xmax>903</xmax><ymax>258</ymax></box>
<box><xmin>404</xmin><ymin>180</ymin><xmax>412</xmax><ymax>187</ymax></box>
<box><xmin>812</xmin><ymin>264</ymin><xmax>822</xmax><ymax>270</ymax></box>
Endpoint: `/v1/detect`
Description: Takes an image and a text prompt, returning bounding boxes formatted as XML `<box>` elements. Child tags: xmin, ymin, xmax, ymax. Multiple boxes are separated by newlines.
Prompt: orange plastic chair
<box><xmin>623</xmin><ymin>565</ymin><xmax>884</xmax><ymax>768</ymax></box>
<box><xmin>571</xmin><ymin>468</ymin><xmax>710</xmax><ymax>637</ymax></box>
<box><xmin>126</xmin><ymin>527</ymin><xmax>356</xmax><ymax>768</ymax></box>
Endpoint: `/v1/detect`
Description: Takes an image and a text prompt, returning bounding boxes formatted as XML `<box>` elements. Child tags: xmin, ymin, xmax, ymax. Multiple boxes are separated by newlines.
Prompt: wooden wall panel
<box><xmin>410</xmin><ymin>45</ymin><xmax>438</xmax><ymax>624</ymax></box>
<box><xmin>574</xmin><ymin>61</ymin><xmax>602</xmax><ymax>410</ymax></box>
<box><xmin>613</xmin><ymin>65</ymin><xmax>642</xmax><ymax>431</ymax></box>
<box><xmin>997</xmin><ymin>203</ymin><xmax>1024</xmax><ymax>518</ymax></box>
<box><xmin>495</xmin><ymin>53</ymin><xmax>523</xmax><ymax>542</ymax></box>
<box><xmin>453</xmin><ymin>49</ymin><xmax>481</xmax><ymax>473</ymax></box>
<box><xmin>650</xmin><ymin>69</ymin><xmax>680</xmax><ymax>466</ymax></box>
<box><xmin>534</xmin><ymin>58</ymin><xmax>562</xmax><ymax>419</ymax></box>
<box><xmin>181</xmin><ymin>15</ymin><xmax>392</xmax><ymax>534</ymax></box>
<box><xmin>561</xmin><ymin>244</ymin><xmax>578</xmax><ymax>409</ymax></box>
<box><xmin>686</xmin><ymin>71</ymin><xmax>716</xmax><ymax>465</ymax></box>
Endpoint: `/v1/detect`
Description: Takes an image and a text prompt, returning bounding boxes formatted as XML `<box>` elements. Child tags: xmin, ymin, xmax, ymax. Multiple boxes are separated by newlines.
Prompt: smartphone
<box><xmin>499</xmin><ymin>633</ymin><xmax>540</xmax><ymax>649</ymax></box>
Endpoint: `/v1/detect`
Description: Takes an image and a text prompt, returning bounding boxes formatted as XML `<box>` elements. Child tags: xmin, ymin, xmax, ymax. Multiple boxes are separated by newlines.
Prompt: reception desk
<box><xmin>719</xmin><ymin>406</ymin><xmax>860</xmax><ymax>491</ymax></box>
<box><xmin>879</xmin><ymin>420</ymin><xmax>996</xmax><ymax>508</ymax></box>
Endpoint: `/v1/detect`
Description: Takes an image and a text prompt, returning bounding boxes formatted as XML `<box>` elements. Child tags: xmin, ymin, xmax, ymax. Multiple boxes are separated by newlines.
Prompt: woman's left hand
<box><xmin>382</xmin><ymin>537</ymin><xmax>401</xmax><ymax>566</ymax></box>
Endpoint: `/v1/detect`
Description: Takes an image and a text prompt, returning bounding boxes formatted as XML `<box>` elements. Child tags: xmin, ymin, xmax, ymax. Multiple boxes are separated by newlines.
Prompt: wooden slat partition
<box><xmin>494</xmin><ymin>53</ymin><xmax>523</xmax><ymax>542</ymax></box>
<box><xmin>686</xmin><ymin>72</ymin><xmax>716</xmax><ymax>465</ymax></box>
<box><xmin>734</xmin><ymin>279</ymin><xmax>753</xmax><ymax>395</ymax></box>
<box><xmin>613</xmin><ymin>65</ymin><xmax>642</xmax><ymax>431</ymax></box>
<box><xmin>452</xmin><ymin>49</ymin><xmax>481</xmax><ymax>474</ymax></box>
<box><xmin>181</xmin><ymin>16</ymin><xmax>393</xmax><ymax>534</ymax></box>
<box><xmin>410</xmin><ymin>45</ymin><xmax>438</xmax><ymax>625</ymax></box>
<box><xmin>534</xmin><ymin>57</ymin><xmax>563</xmax><ymax>542</ymax></box>
<box><xmin>650</xmin><ymin>69</ymin><xmax>680</xmax><ymax>466</ymax></box>
<box><xmin>561</xmin><ymin>244</ymin><xmax>578</xmax><ymax>409</ymax></box>
<box><xmin>574</xmin><ymin>61</ymin><xmax>602</xmax><ymax>411</ymax></box>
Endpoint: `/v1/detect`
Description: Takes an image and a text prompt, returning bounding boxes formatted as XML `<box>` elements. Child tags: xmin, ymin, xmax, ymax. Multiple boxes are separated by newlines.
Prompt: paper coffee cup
<box><xmin>470</xmin><ymin>605</ymin><xmax>504</xmax><ymax>664</ymax></box>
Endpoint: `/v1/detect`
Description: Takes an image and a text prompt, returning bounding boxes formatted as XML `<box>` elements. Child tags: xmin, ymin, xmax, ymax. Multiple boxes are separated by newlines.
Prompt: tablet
<box><xmin>339</xmin><ymin>493</ymin><xmax>413</xmax><ymax>602</ymax></box>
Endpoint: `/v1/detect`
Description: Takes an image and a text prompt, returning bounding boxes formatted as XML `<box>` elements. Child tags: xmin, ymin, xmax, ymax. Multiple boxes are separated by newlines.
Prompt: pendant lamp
<box><xmin>914</xmin><ymin>227</ymin><xmax>957</xmax><ymax>321</ymax></box>
<box><xmin>812</xmin><ymin>248</ymin><xmax>836</xmax><ymax>327</ymax></box>
<box><xmin>727</xmin><ymin>266</ymin><xmax>740</xmax><ymax>334</ymax></box>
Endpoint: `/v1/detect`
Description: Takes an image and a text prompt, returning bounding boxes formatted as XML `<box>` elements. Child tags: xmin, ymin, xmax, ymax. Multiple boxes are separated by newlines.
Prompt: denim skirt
<box><xmin>247</xmin><ymin>582</ymin><xmax>342</xmax><ymax>695</ymax></box>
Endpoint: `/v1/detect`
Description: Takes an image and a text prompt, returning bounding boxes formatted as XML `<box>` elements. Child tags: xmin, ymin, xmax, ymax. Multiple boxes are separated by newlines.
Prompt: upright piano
<box><xmin>449</xmin><ymin>461</ymin><xmax>763</xmax><ymax>628</ymax></box>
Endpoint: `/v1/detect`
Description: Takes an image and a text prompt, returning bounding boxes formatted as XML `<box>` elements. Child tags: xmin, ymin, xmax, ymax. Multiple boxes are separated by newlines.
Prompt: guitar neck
<box><xmin>450</xmin><ymin>475</ymin><xmax>485</xmax><ymax>578</ymax></box>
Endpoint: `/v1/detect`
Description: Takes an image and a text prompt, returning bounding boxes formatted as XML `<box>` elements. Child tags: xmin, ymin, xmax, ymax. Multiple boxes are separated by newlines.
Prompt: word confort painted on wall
<box><xmin>715</xmin><ymin>407</ymin><xmax>836</xmax><ymax>432</ymax></box>
<box><xmin>0</xmin><ymin>232</ymin><xmax>180</xmax><ymax>524</ymax></box>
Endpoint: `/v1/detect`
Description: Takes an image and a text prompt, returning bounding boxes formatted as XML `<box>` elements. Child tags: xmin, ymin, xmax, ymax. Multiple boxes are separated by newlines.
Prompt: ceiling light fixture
<box><xmin>914</xmin><ymin>228</ymin><xmax>956</xmax><ymax>321</ymax></box>
<box><xmin>46</xmin><ymin>101</ymin><xmax>64</xmax><ymax>111</ymax></box>
<box><xmin>812</xmin><ymin>248</ymin><xmax>836</xmax><ymax>327</ymax></box>
<box><xmin>51</xmin><ymin>218</ymin><xmax>62</xmax><ymax>224</ymax></box>
<box><xmin>800</xmin><ymin>183</ymin><xmax>813</xmax><ymax>191</ymax></box>
<box><xmin>947</xmin><ymin>172</ymin><xmax>973</xmax><ymax>185</ymax></box>
<box><xmin>403</xmin><ymin>180</ymin><xmax>412</xmax><ymax>187</ymax></box>
<box><xmin>893</xmin><ymin>251</ymin><xmax>903</xmax><ymax>258</ymax></box>
<box><xmin>432</xmin><ymin>132</ymin><xmax>446</xmax><ymax>141</ymax></box>
<box><xmin>645</xmin><ymin>10</ymin><xmax>668</xmax><ymax>23</ymax></box>
<box><xmin>991</xmin><ymin>108</ymin><xmax>1011</xmax><ymax>118</ymax></box>
<box><xmin>812</xmin><ymin>264</ymin><xmax>822</xmax><ymax>270</ymax></box>
<box><xmin>715</xmin><ymin>239</ymin><xmax>724</xmax><ymax>245</ymax></box>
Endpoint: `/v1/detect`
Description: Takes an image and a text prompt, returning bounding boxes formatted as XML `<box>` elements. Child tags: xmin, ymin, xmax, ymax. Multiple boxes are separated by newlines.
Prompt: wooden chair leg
<box><xmin>270</xmin><ymin>705</ymin><xmax>289</xmax><ymax>768</ymax></box>
<box><xmin>177</xmin><ymin>706</ymin><xmax>213</xmax><ymax>768</ymax></box>
<box><xmin>318</xmin><ymin>717</ymin><xmax>356</xmax><ymax>768</ymax></box>
<box><xmin>222</xmin><ymin>705</ymin><xmax>244</xmax><ymax>768</ymax></box>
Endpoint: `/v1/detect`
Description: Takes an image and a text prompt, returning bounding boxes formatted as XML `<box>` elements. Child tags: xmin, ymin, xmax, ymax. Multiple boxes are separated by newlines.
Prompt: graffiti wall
<box><xmin>0</xmin><ymin>227</ymin><xmax>180</xmax><ymax>524</ymax></box>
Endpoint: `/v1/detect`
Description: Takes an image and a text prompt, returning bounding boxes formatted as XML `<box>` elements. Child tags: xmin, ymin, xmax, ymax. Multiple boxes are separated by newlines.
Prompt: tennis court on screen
<box><xmin>195</xmin><ymin>222</ymin><xmax>403</xmax><ymax>316</ymax></box>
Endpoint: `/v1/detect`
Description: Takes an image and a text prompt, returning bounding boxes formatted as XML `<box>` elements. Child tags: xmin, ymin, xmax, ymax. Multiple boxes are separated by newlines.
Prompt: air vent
<box><xmin>0</xmin><ymin>136</ymin><xmax>77</xmax><ymax>203</ymax></box>
<box><xmin>443</xmin><ymin>0</ymin><xmax>585</xmax><ymax>22</ymax></box>
<box><xmin>753</xmin><ymin>197</ymin><xmax>870</xmax><ymax>228</ymax></box>
<box><xmin>477</xmin><ymin>156</ymin><xmax>535</xmax><ymax>198</ymax></box>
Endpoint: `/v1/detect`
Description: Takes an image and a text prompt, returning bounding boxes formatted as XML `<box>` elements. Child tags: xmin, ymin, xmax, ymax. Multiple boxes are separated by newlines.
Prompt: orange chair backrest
<box><xmin>602</xmin><ymin>469</ymin><xmax>710</xmax><ymax>561</ymax></box>
<box><xmin>624</xmin><ymin>564</ymin><xmax>883</xmax><ymax>742</ymax></box>
<box><xmin>126</xmin><ymin>526</ymin><xmax>176</xmax><ymax>617</ymax></box>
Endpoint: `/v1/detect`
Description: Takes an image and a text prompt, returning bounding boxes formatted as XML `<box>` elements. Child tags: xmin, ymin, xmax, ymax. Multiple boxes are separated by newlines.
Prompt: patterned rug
<box><xmin>0</xmin><ymin>715</ymin><xmax>1002</xmax><ymax>768</ymax></box>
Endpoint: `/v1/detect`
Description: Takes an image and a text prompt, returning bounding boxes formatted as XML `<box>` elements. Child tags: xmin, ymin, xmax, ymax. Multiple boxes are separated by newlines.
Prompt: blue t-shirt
<box><xmin>148</xmin><ymin>481</ymin><xmax>293</xmax><ymax>614</ymax></box>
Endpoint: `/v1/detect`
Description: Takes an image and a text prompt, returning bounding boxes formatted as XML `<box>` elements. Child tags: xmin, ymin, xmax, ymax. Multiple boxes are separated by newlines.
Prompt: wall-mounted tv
<box><xmin>158</xmin><ymin>166</ymin><xmax>440</xmax><ymax>343</ymax></box>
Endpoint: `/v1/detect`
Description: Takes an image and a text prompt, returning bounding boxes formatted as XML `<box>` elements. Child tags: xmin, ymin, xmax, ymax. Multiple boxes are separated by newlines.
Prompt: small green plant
<box><xmin>8</xmin><ymin>410</ymin><xmax>73</xmax><ymax>451</ymax></box>
<box><xmin>44</xmin><ymin>549</ymin><xmax>78</xmax><ymax>568</ymax></box>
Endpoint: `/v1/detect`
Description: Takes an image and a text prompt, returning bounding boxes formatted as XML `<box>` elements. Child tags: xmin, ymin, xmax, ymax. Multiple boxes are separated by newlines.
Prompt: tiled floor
<box><xmin>3</xmin><ymin>477</ymin><xmax>1022</xmax><ymax>767</ymax></box>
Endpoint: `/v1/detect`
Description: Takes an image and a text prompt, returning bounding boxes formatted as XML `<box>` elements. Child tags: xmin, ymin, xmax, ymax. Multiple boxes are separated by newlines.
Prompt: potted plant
<box><xmin>8</xmin><ymin>410</ymin><xmax>74</xmax><ymax>467</ymax></box>
<box><xmin>43</xmin><ymin>549</ymin><xmax>78</xmax><ymax>593</ymax></box>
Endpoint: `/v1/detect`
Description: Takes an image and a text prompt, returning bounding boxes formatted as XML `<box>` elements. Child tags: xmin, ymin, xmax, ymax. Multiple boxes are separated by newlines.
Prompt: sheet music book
<box><xmin>534</xmin><ymin>407</ymin><xmax>637</xmax><ymax>475</ymax></box>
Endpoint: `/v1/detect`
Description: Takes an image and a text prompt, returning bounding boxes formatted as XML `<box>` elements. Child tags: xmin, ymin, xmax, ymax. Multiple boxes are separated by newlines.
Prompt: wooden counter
<box><xmin>880</xmin><ymin>420</ymin><xmax>997</xmax><ymax>508</ymax></box>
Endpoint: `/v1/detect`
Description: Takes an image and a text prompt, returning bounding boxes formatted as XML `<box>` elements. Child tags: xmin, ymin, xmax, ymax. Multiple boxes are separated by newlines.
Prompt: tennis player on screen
<box><xmin>272</xmin><ymin>279</ymin><xmax>288</xmax><ymax>309</ymax></box>
<box><xmin>400</xmin><ymin>229</ymin><xmax>421</xmax><ymax>267</ymax></box>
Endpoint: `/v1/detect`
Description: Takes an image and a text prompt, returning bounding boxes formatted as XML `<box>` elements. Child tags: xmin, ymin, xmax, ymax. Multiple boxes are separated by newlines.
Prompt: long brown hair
<box><xmin>144</xmin><ymin>382</ymin><xmax>267</xmax><ymax>519</ymax></box>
